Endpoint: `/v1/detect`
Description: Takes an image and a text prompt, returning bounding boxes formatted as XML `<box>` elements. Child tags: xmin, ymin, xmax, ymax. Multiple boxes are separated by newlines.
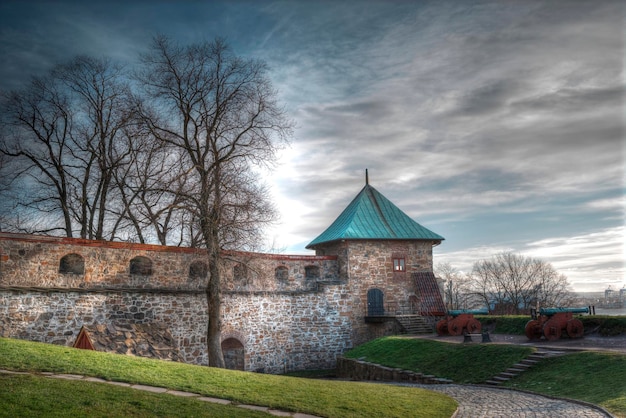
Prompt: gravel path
<box><xmin>400</xmin><ymin>383</ymin><xmax>612</xmax><ymax>417</ymax></box>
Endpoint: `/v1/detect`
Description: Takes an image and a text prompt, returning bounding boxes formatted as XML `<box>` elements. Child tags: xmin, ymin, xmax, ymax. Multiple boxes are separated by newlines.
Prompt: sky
<box><xmin>0</xmin><ymin>0</ymin><xmax>624</xmax><ymax>292</ymax></box>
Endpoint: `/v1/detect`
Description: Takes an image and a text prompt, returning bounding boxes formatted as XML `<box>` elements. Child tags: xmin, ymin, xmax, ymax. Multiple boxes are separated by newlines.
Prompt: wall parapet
<box><xmin>0</xmin><ymin>285</ymin><xmax>205</xmax><ymax>295</ymax></box>
<box><xmin>0</xmin><ymin>232</ymin><xmax>340</xmax><ymax>292</ymax></box>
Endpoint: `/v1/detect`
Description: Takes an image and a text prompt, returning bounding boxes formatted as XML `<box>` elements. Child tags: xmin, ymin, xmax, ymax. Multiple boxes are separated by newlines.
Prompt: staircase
<box><xmin>395</xmin><ymin>315</ymin><xmax>433</xmax><ymax>335</ymax></box>
<box><xmin>485</xmin><ymin>350</ymin><xmax>564</xmax><ymax>386</ymax></box>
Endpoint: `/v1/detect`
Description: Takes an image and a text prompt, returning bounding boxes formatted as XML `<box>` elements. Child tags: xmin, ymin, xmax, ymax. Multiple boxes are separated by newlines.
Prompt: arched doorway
<box><xmin>221</xmin><ymin>337</ymin><xmax>245</xmax><ymax>371</ymax></box>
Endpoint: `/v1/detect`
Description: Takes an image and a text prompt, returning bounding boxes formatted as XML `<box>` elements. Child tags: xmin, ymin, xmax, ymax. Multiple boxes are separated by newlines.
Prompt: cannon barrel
<box><xmin>447</xmin><ymin>308</ymin><xmax>489</xmax><ymax>316</ymax></box>
<box><xmin>539</xmin><ymin>307</ymin><xmax>589</xmax><ymax>316</ymax></box>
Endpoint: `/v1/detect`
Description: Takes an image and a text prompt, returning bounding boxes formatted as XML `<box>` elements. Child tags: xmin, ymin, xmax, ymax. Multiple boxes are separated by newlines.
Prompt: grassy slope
<box><xmin>344</xmin><ymin>336</ymin><xmax>533</xmax><ymax>383</ymax></box>
<box><xmin>0</xmin><ymin>337</ymin><xmax>456</xmax><ymax>418</ymax></box>
<box><xmin>504</xmin><ymin>351</ymin><xmax>626</xmax><ymax>417</ymax></box>
<box><xmin>1</xmin><ymin>373</ymin><xmax>268</xmax><ymax>418</ymax></box>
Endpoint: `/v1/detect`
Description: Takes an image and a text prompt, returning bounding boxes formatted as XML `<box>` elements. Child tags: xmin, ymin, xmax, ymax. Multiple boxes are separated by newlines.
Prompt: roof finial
<box><xmin>365</xmin><ymin>168</ymin><xmax>369</xmax><ymax>185</ymax></box>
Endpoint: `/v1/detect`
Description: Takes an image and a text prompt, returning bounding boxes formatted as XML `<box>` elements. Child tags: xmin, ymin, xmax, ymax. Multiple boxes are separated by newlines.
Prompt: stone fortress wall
<box><xmin>0</xmin><ymin>232</ymin><xmax>437</xmax><ymax>373</ymax></box>
<box><xmin>0</xmin><ymin>233</ymin><xmax>349</xmax><ymax>372</ymax></box>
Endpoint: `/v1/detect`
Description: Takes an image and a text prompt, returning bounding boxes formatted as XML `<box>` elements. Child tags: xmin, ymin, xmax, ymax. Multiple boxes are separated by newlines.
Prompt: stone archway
<box><xmin>221</xmin><ymin>337</ymin><xmax>245</xmax><ymax>371</ymax></box>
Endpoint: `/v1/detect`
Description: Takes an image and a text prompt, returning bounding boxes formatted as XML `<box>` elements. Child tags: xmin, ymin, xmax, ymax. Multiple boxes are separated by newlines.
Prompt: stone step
<box><xmin>512</xmin><ymin>363</ymin><xmax>531</xmax><ymax>369</ymax></box>
<box><xmin>485</xmin><ymin>349</ymin><xmax>555</xmax><ymax>385</ymax></box>
<box><xmin>485</xmin><ymin>380</ymin><xmax>503</xmax><ymax>385</ymax></box>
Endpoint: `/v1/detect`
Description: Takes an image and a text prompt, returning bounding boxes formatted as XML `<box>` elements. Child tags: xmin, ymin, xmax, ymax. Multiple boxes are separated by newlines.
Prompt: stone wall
<box><xmin>0</xmin><ymin>232</ymin><xmax>349</xmax><ymax>371</ymax></box>
<box><xmin>0</xmin><ymin>232</ymin><xmax>440</xmax><ymax>372</ymax></box>
<box><xmin>222</xmin><ymin>284</ymin><xmax>353</xmax><ymax>373</ymax></box>
<box><xmin>336</xmin><ymin>357</ymin><xmax>453</xmax><ymax>384</ymax></box>
<box><xmin>0</xmin><ymin>233</ymin><xmax>208</xmax><ymax>290</ymax></box>
<box><xmin>0</xmin><ymin>289</ymin><xmax>208</xmax><ymax>364</ymax></box>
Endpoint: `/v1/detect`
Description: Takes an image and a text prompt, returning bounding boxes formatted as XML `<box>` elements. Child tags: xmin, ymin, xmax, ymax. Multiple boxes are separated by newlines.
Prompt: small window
<box><xmin>130</xmin><ymin>256</ymin><xmax>153</xmax><ymax>276</ymax></box>
<box><xmin>393</xmin><ymin>258</ymin><xmax>405</xmax><ymax>272</ymax></box>
<box><xmin>305</xmin><ymin>265</ymin><xmax>320</xmax><ymax>280</ymax></box>
<box><xmin>233</xmin><ymin>263</ymin><xmax>248</xmax><ymax>281</ymax></box>
<box><xmin>189</xmin><ymin>261</ymin><xmax>208</xmax><ymax>279</ymax></box>
<box><xmin>275</xmin><ymin>266</ymin><xmax>289</xmax><ymax>281</ymax></box>
<box><xmin>59</xmin><ymin>253</ymin><xmax>85</xmax><ymax>275</ymax></box>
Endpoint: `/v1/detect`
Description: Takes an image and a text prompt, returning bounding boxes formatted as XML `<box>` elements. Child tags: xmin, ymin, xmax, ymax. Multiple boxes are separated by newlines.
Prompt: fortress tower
<box><xmin>306</xmin><ymin>174</ymin><xmax>446</xmax><ymax>344</ymax></box>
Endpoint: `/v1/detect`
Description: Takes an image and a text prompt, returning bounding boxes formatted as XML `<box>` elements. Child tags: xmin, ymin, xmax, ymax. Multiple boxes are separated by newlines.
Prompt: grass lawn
<box><xmin>1</xmin><ymin>373</ymin><xmax>268</xmax><ymax>418</ymax></box>
<box><xmin>0</xmin><ymin>337</ymin><xmax>457</xmax><ymax>418</ymax></box>
<box><xmin>343</xmin><ymin>336</ymin><xmax>626</xmax><ymax>418</ymax></box>
<box><xmin>343</xmin><ymin>336</ymin><xmax>533</xmax><ymax>383</ymax></box>
<box><xmin>504</xmin><ymin>351</ymin><xmax>626</xmax><ymax>418</ymax></box>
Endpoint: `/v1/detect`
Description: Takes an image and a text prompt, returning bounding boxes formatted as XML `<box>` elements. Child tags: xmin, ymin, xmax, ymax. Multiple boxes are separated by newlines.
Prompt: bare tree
<box><xmin>0</xmin><ymin>75</ymin><xmax>75</xmax><ymax>235</ymax></box>
<box><xmin>0</xmin><ymin>57</ymin><xmax>135</xmax><ymax>239</ymax></box>
<box><xmin>137</xmin><ymin>36</ymin><xmax>292</xmax><ymax>367</ymax></box>
<box><xmin>469</xmin><ymin>252</ymin><xmax>572</xmax><ymax>315</ymax></box>
<box><xmin>435</xmin><ymin>262</ymin><xmax>480</xmax><ymax>310</ymax></box>
<box><xmin>54</xmin><ymin>56</ymin><xmax>136</xmax><ymax>240</ymax></box>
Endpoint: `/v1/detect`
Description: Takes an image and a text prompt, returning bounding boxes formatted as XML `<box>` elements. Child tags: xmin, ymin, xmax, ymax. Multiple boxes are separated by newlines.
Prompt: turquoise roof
<box><xmin>306</xmin><ymin>184</ymin><xmax>444</xmax><ymax>249</ymax></box>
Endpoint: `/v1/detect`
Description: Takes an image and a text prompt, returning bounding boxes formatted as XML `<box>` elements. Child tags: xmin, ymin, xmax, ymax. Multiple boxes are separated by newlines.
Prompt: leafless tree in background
<box><xmin>435</xmin><ymin>262</ymin><xmax>481</xmax><ymax>310</ymax></box>
<box><xmin>137</xmin><ymin>35</ymin><xmax>292</xmax><ymax>367</ymax></box>
<box><xmin>0</xmin><ymin>75</ymin><xmax>75</xmax><ymax>235</ymax></box>
<box><xmin>0</xmin><ymin>57</ymin><xmax>136</xmax><ymax>239</ymax></box>
<box><xmin>469</xmin><ymin>252</ymin><xmax>573</xmax><ymax>314</ymax></box>
<box><xmin>54</xmin><ymin>56</ymin><xmax>136</xmax><ymax>240</ymax></box>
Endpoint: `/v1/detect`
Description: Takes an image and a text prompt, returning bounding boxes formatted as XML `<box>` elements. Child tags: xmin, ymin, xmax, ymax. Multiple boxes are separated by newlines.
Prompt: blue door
<box><xmin>367</xmin><ymin>288</ymin><xmax>384</xmax><ymax>316</ymax></box>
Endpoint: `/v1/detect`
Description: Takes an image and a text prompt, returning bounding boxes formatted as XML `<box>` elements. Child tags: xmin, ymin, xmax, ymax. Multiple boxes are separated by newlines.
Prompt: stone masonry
<box><xmin>0</xmin><ymin>231</ymin><xmax>439</xmax><ymax>373</ymax></box>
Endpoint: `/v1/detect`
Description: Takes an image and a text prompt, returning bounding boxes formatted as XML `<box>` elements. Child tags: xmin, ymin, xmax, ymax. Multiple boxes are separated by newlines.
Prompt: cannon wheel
<box><xmin>566</xmin><ymin>318</ymin><xmax>584</xmax><ymax>338</ymax></box>
<box><xmin>466</xmin><ymin>318</ymin><xmax>481</xmax><ymax>334</ymax></box>
<box><xmin>447</xmin><ymin>317</ymin><xmax>465</xmax><ymax>336</ymax></box>
<box><xmin>543</xmin><ymin>319</ymin><xmax>561</xmax><ymax>341</ymax></box>
<box><xmin>525</xmin><ymin>319</ymin><xmax>542</xmax><ymax>340</ymax></box>
<box><xmin>436</xmin><ymin>319</ymin><xmax>449</xmax><ymax>336</ymax></box>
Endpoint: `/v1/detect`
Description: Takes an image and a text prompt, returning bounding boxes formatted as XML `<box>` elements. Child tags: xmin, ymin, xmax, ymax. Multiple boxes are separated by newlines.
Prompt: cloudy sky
<box><xmin>0</xmin><ymin>1</ymin><xmax>624</xmax><ymax>292</ymax></box>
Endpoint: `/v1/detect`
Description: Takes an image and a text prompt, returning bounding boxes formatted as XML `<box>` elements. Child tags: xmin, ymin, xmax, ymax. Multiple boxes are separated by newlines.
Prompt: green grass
<box><xmin>344</xmin><ymin>336</ymin><xmax>533</xmax><ymax>383</ymax></box>
<box><xmin>504</xmin><ymin>351</ymin><xmax>626</xmax><ymax>418</ymax></box>
<box><xmin>0</xmin><ymin>337</ymin><xmax>457</xmax><ymax>418</ymax></box>
<box><xmin>1</xmin><ymin>373</ymin><xmax>267</xmax><ymax>418</ymax></box>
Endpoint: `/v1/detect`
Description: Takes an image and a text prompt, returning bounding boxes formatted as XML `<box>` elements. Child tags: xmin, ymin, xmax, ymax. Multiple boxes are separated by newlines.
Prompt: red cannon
<box><xmin>525</xmin><ymin>307</ymin><xmax>589</xmax><ymax>341</ymax></box>
<box><xmin>436</xmin><ymin>309</ymin><xmax>488</xmax><ymax>336</ymax></box>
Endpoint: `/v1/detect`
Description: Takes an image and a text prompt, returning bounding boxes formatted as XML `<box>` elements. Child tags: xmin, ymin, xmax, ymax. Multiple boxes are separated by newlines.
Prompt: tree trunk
<box><xmin>206</xmin><ymin>241</ymin><xmax>225</xmax><ymax>368</ymax></box>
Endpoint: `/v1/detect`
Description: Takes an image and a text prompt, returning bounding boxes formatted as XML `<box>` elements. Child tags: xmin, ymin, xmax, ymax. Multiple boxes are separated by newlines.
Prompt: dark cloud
<box><xmin>448</xmin><ymin>79</ymin><xmax>522</xmax><ymax>117</ymax></box>
<box><xmin>0</xmin><ymin>0</ymin><xmax>623</xmax><ymax>291</ymax></box>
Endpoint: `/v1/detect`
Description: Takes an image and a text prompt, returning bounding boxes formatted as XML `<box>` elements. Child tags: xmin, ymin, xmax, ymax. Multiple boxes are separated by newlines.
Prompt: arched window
<box><xmin>221</xmin><ymin>337</ymin><xmax>245</xmax><ymax>371</ymax></box>
<box><xmin>59</xmin><ymin>253</ymin><xmax>85</xmax><ymax>275</ymax></box>
<box><xmin>233</xmin><ymin>263</ymin><xmax>248</xmax><ymax>281</ymax></box>
<box><xmin>367</xmin><ymin>288</ymin><xmax>385</xmax><ymax>316</ymax></box>
<box><xmin>189</xmin><ymin>261</ymin><xmax>208</xmax><ymax>279</ymax></box>
<box><xmin>275</xmin><ymin>266</ymin><xmax>289</xmax><ymax>281</ymax></box>
<box><xmin>304</xmin><ymin>265</ymin><xmax>320</xmax><ymax>280</ymax></box>
<box><xmin>130</xmin><ymin>256</ymin><xmax>153</xmax><ymax>276</ymax></box>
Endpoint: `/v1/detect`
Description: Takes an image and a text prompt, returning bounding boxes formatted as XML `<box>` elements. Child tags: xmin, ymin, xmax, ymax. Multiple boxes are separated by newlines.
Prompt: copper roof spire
<box><xmin>365</xmin><ymin>168</ymin><xmax>369</xmax><ymax>185</ymax></box>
